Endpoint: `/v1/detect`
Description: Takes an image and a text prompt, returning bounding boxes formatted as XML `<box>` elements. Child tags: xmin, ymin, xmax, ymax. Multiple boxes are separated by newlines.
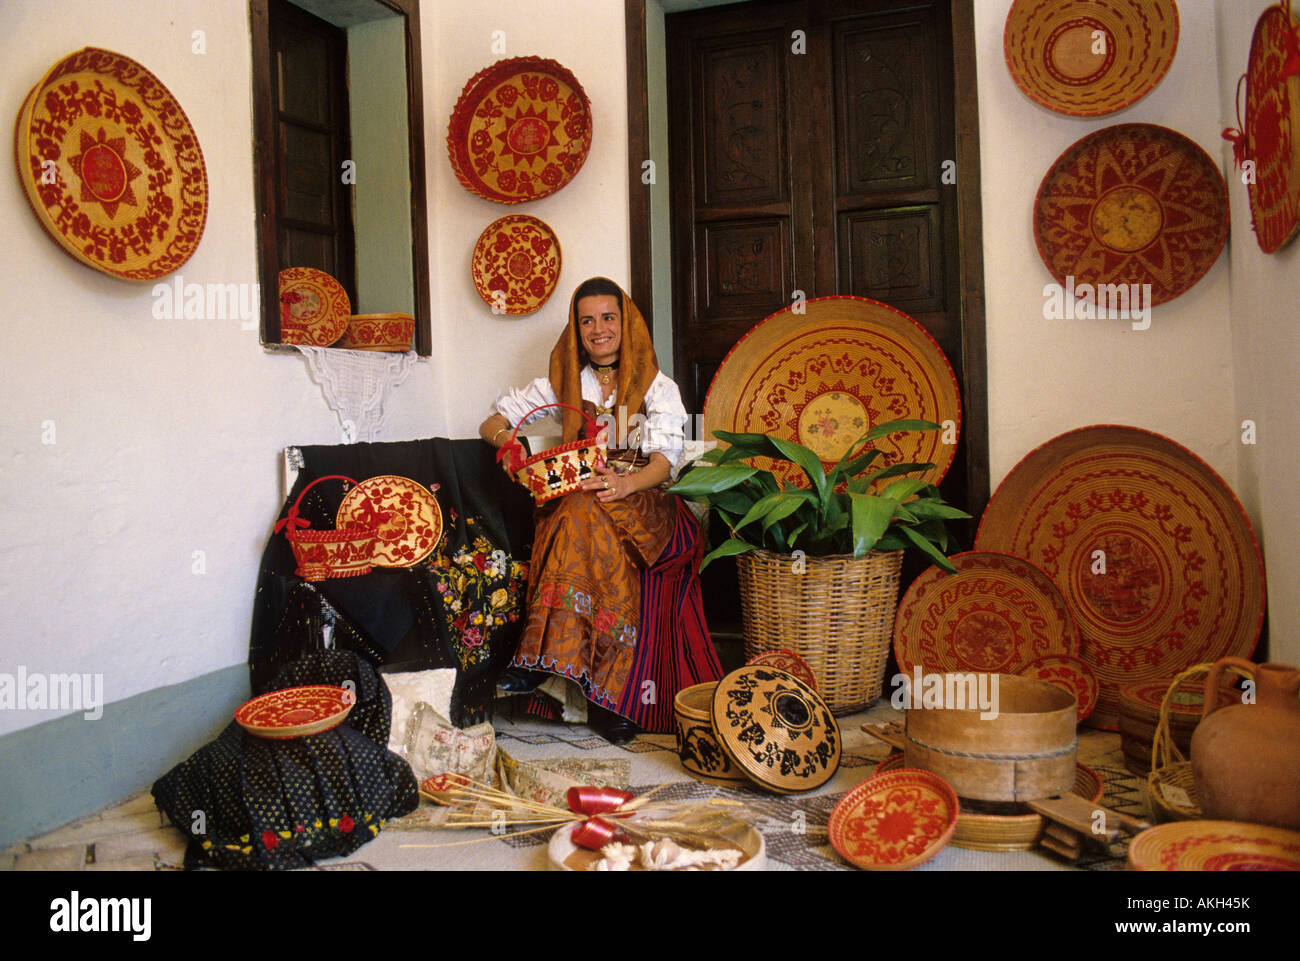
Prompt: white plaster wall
<box><xmin>1216</xmin><ymin>0</ymin><xmax>1300</xmax><ymax>663</ymax></box>
<box><xmin>425</xmin><ymin>0</ymin><xmax>632</xmax><ymax>439</ymax></box>
<box><xmin>973</xmin><ymin>0</ymin><xmax>1238</xmax><ymax>493</ymax></box>
<box><xmin>0</xmin><ymin>0</ymin><xmax>443</xmax><ymax>737</ymax></box>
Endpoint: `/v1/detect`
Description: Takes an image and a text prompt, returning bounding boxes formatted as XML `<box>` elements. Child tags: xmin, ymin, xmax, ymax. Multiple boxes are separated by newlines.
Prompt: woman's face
<box><xmin>576</xmin><ymin>294</ymin><xmax>622</xmax><ymax>366</ymax></box>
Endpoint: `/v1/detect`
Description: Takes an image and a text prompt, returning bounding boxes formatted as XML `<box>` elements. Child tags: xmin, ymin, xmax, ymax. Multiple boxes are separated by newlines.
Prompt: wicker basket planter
<box><xmin>737</xmin><ymin>548</ymin><xmax>903</xmax><ymax>714</ymax></box>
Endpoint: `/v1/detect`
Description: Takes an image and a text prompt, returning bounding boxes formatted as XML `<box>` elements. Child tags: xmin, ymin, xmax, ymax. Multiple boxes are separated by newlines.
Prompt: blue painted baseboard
<box><xmin>0</xmin><ymin>664</ymin><xmax>248</xmax><ymax>850</ymax></box>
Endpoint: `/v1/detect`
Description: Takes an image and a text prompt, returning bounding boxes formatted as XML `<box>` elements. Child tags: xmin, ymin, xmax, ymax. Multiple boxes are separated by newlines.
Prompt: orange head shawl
<box><xmin>548</xmin><ymin>278</ymin><xmax>659</xmax><ymax>443</ymax></box>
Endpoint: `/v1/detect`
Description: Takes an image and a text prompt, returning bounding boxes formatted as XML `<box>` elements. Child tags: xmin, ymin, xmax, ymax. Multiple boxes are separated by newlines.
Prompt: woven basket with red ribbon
<box><xmin>274</xmin><ymin>475</ymin><xmax>379</xmax><ymax>581</ymax></box>
<box><xmin>497</xmin><ymin>403</ymin><xmax>607</xmax><ymax>504</ymax></box>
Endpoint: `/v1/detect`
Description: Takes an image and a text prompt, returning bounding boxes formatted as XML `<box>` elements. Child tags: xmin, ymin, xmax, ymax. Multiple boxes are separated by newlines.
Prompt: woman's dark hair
<box><xmin>572</xmin><ymin>277</ymin><xmax>623</xmax><ymax>312</ymax></box>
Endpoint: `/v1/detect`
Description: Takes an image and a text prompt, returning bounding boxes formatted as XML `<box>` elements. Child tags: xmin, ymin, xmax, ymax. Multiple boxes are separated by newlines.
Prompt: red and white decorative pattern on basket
<box><xmin>335</xmin><ymin>314</ymin><xmax>415</xmax><ymax>351</ymax></box>
<box><xmin>499</xmin><ymin>403</ymin><xmax>606</xmax><ymax>504</ymax></box>
<box><xmin>828</xmin><ymin>769</ymin><xmax>960</xmax><ymax>870</ymax></box>
<box><xmin>275</xmin><ymin>475</ymin><xmax>378</xmax><ymax>581</ymax></box>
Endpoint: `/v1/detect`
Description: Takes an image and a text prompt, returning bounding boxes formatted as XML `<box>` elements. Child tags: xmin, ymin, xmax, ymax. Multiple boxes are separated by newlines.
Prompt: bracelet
<box><xmin>492</xmin><ymin>426</ymin><xmax>510</xmax><ymax>445</ymax></box>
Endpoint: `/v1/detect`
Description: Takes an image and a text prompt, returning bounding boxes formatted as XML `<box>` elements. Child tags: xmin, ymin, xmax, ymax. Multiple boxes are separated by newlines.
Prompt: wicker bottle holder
<box><xmin>275</xmin><ymin>475</ymin><xmax>378</xmax><ymax>582</ymax></box>
<box><xmin>1145</xmin><ymin>662</ymin><xmax>1250</xmax><ymax>823</ymax></box>
<box><xmin>736</xmin><ymin>548</ymin><xmax>903</xmax><ymax>715</ymax></box>
<box><xmin>500</xmin><ymin>403</ymin><xmax>607</xmax><ymax>504</ymax></box>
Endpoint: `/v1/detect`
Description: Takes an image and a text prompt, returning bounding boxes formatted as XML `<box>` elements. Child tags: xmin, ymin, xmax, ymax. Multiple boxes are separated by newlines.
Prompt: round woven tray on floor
<box><xmin>737</xmin><ymin>548</ymin><xmax>902</xmax><ymax>714</ymax></box>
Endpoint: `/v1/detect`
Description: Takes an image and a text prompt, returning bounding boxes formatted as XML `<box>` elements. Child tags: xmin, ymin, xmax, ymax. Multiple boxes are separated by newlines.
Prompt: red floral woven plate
<box><xmin>702</xmin><ymin>296</ymin><xmax>961</xmax><ymax>490</ymax></box>
<box><xmin>14</xmin><ymin>47</ymin><xmax>208</xmax><ymax>280</ymax></box>
<box><xmin>1034</xmin><ymin>124</ymin><xmax>1228</xmax><ymax>307</ymax></box>
<box><xmin>471</xmin><ymin>214</ymin><xmax>561</xmax><ymax>314</ymax></box>
<box><xmin>1019</xmin><ymin>654</ymin><xmax>1099</xmax><ymax>723</ymax></box>
<box><xmin>894</xmin><ymin>551</ymin><xmax>1079</xmax><ymax>678</ymax></box>
<box><xmin>1223</xmin><ymin>4</ymin><xmax>1300</xmax><ymax>253</ymax></box>
<box><xmin>829</xmin><ymin>769</ymin><xmax>959</xmax><ymax>870</ymax></box>
<box><xmin>745</xmin><ymin>649</ymin><xmax>818</xmax><ymax>691</ymax></box>
<box><xmin>278</xmin><ymin>267</ymin><xmax>350</xmax><ymax>346</ymax></box>
<box><xmin>1004</xmin><ymin>0</ymin><xmax>1179</xmax><ymax>117</ymax></box>
<box><xmin>1128</xmin><ymin>820</ymin><xmax>1300</xmax><ymax>871</ymax></box>
<box><xmin>235</xmin><ymin>686</ymin><xmax>354</xmax><ymax>739</ymax></box>
<box><xmin>336</xmin><ymin>475</ymin><xmax>442</xmax><ymax>567</ymax></box>
<box><xmin>975</xmin><ymin>426</ymin><xmax>1265</xmax><ymax>730</ymax></box>
<box><xmin>447</xmin><ymin>57</ymin><xmax>593</xmax><ymax>204</ymax></box>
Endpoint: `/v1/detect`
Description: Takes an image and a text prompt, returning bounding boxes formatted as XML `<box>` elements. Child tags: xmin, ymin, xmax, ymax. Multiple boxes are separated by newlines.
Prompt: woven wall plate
<box><xmin>335</xmin><ymin>313</ymin><xmax>414</xmax><ymax>352</ymax></box>
<box><xmin>471</xmin><ymin>214</ymin><xmax>561</xmax><ymax>314</ymax></box>
<box><xmin>893</xmin><ymin>551</ymin><xmax>1079</xmax><ymax>678</ymax></box>
<box><xmin>702</xmin><ymin>296</ymin><xmax>961</xmax><ymax>490</ymax></box>
<box><xmin>745</xmin><ymin>649</ymin><xmax>818</xmax><ymax>691</ymax></box>
<box><xmin>1127</xmin><ymin>820</ymin><xmax>1300</xmax><ymax>871</ymax></box>
<box><xmin>829</xmin><ymin>769</ymin><xmax>959</xmax><ymax>870</ymax></box>
<box><xmin>447</xmin><ymin>57</ymin><xmax>592</xmax><ymax>204</ymax></box>
<box><xmin>710</xmin><ymin>665</ymin><xmax>840</xmax><ymax>794</ymax></box>
<box><xmin>336</xmin><ymin>475</ymin><xmax>442</xmax><ymax>567</ymax></box>
<box><xmin>278</xmin><ymin>267</ymin><xmax>350</xmax><ymax>346</ymax></box>
<box><xmin>876</xmin><ymin>754</ymin><xmax>1104</xmax><ymax>852</ymax></box>
<box><xmin>235</xmin><ymin>685</ymin><xmax>353</xmax><ymax>739</ymax></box>
<box><xmin>1019</xmin><ymin>654</ymin><xmax>1099</xmax><ymax>722</ymax></box>
<box><xmin>975</xmin><ymin>426</ymin><xmax>1265</xmax><ymax>730</ymax></box>
<box><xmin>14</xmin><ymin>47</ymin><xmax>208</xmax><ymax>280</ymax></box>
<box><xmin>1236</xmin><ymin>4</ymin><xmax>1300</xmax><ymax>252</ymax></box>
<box><xmin>1004</xmin><ymin>0</ymin><xmax>1179</xmax><ymax>117</ymax></box>
<box><xmin>1034</xmin><ymin>124</ymin><xmax>1228</xmax><ymax>308</ymax></box>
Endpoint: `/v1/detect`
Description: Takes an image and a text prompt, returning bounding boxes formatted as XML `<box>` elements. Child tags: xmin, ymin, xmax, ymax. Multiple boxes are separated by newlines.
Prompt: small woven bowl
<box><xmin>287</xmin><ymin>526</ymin><xmax>377</xmax><ymax>581</ymax></box>
<box><xmin>673</xmin><ymin>682</ymin><xmax>748</xmax><ymax>784</ymax></box>
<box><xmin>335</xmin><ymin>313</ymin><xmax>415</xmax><ymax>351</ymax></box>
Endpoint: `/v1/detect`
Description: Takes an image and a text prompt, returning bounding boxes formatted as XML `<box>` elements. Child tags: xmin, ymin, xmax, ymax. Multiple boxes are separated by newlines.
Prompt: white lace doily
<box><xmin>295</xmin><ymin>346</ymin><xmax>416</xmax><ymax>443</ymax></box>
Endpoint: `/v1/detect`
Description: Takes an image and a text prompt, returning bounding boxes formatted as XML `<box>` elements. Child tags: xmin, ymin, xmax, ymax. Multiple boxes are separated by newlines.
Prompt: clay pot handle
<box><xmin>1202</xmin><ymin>656</ymin><xmax>1255</xmax><ymax>720</ymax></box>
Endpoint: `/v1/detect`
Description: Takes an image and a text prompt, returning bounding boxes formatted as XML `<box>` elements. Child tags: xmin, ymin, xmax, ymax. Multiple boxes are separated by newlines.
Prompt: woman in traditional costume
<box><xmin>479</xmin><ymin>278</ymin><xmax>722</xmax><ymax>742</ymax></box>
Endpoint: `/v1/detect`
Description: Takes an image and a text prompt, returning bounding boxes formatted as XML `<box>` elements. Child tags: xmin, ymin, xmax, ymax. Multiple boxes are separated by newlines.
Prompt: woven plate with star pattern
<box><xmin>471</xmin><ymin>214</ymin><xmax>561</xmax><ymax>314</ymax></box>
<box><xmin>447</xmin><ymin>57</ymin><xmax>592</xmax><ymax>204</ymax></box>
<box><xmin>702</xmin><ymin>296</ymin><xmax>961</xmax><ymax>490</ymax></box>
<box><xmin>1004</xmin><ymin>0</ymin><xmax>1179</xmax><ymax>117</ymax></box>
<box><xmin>15</xmin><ymin>47</ymin><xmax>208</xmax><ymax>280</ymax></box>
<box><xmin>1034</xmin><ymin>124</ymin><xmax>1228</xmax><ymax>307</ymax></box>
<box><xmin>975</xmin><ymin>426</ymin><xmax>1265</xmax><ymax>730</ymax></box>
<box><xmin>829</xmin><ymin>769</ymin><xmax>959</xmax><ymax>870</ymax></box>
<box><xmin>893</xmin><ymin>550</ymin><xmax>1079</xmax><ymax>680</ymax></box>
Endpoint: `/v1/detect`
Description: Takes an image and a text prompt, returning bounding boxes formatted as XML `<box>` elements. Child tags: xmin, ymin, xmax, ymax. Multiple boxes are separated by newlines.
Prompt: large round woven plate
<box><xmin>336</xmin><ymin>475</ymin><xmax>442</xmax><ymax>567</ymax></box>
<box><xmin>710</xmin><ymin>665</ymin><xmax>840</xmax><ymax>794</ymax></box>
<box><xmin>471</xmin><ymin>214</ymin><xmax>561</xmax><ymax>314</ymax></box>
<box><xmin>1238</xmin><ymin>5</ymin><xmax>1300</xmax><ymax>253</ymax></box>
<box><xmin>1004</xmin><ymin>0</ymin><xmax>1179</xmax><ymax>117</ymax></box>
<box><xmin>1034</xmin><ymin>124</ymin><xmax>1228</xmax><ymax>308</ymax></box>
<box><xmin>1128</xmin><ymin>820</ymin><xmax>1300</xmax><ymax>871</ymax></box>
<box><xmin>894</xmin><ymin>551</ymin><xmax>1079</xmax><ymax>678</ymax></box>
<box><xmin>829</xmin><ymin>769</ymin><xmax>959</xmax><ymax>870</ymax></box>
<box><xmin>745</xmin><ymin>648</ymin><xmax>818</xmax><ymax>691</ymax></box>
<box><xmin>447</xmin><ymin>57</ymin><xmax>592</xmax><ymax>204</ymax></box>
<box><xmin>876</xmin><ymin>754</ymin><xmax>1104</xmax><ymax>852</ymax></box>
<box><xmin>235</xmin><ymin>685</ymin><xmax>353</xmax><ymax>739</ymax></box>
<box><xmin>14</xmin><ymin>47</ymin><xmax>208</xmax><ymax>280</ymax></box>
<box><xmin>702</xmin><ymin>296</ymin><xmax>960</xmax><ymax>490</ymax></box>
<box><xmin>278</xmin><ymin>267</ymin><xmax>350</xmax><ymax>346</ymax></box>
<box><xmin>975</xmin><ymin>426</ymin><xmax>1265</xmax><ymax>730</ymax></box>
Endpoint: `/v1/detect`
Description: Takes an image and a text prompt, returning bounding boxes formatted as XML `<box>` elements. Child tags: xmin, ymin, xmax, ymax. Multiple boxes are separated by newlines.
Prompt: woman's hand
<box><xmin>582</xmin><ymin>464</ymin><xmax>626</xmax><ymax>503</ymax></box>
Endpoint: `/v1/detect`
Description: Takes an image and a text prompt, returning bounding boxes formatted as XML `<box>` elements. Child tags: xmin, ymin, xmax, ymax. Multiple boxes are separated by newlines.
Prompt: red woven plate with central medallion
<box><xmin>447</xmin><ymin>57</ymin><xmax>592</xmax><ymax>204</ymax></box>
<box><xmin>894</xmin><ymin>550</ymin><xmax>1079</xmax><ymax>679</ymax></box>
<box><xmin>235</xmin><ymin>686</ymin><xmax>354</xmax><ymax>739</ymax></box>
<box><xmin>829</xmin><ymin>769</ymin><xmax>959</xmax><ymax>870</ymax></box>
<box><xmin>336</xmin><ymin>475</ymin><xmax>442</xmax><ymax>568</ymax></box>
<box><xmin>471</xmin><ymin>214</ymin><xmax>561</xmax><ymax>314</ymax></box>
<box><xmin>975</xmin><ymin>426</ymin><xmax>1265</xmax><ymax>730</ymax></box>
<box><xmin>1034</xmin><ymin>124</ymin><xmax>1228</xmax><ymax>307</ymax></box>
<box><xmin>702</xmin><ymin>296</ymin><xmax>961</xmax><ymax>491</ymax></box>
<box><xmin>14</xmin><ymin>47</ymin><xmax>208</xmax><ymax>280</ymax></box>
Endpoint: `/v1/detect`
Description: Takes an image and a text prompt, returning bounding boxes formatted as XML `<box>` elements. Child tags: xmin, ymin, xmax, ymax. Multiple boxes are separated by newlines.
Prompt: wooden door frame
<box><xmin>625</xmin><ymin>0</ymin><xmax>989</xmax><ymax>518</ymax></box>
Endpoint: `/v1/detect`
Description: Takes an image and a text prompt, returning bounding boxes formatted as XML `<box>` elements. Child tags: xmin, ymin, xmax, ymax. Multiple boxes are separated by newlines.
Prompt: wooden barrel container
<box><xmin>1118</xmin><ymin>678</ymin><xmax>1235</xmax><ymax>775</ymax></box>
<box><xmin>903</xmin><ymin>673</ymin><xmax>1077</xmax><ymax>802</ymax></box>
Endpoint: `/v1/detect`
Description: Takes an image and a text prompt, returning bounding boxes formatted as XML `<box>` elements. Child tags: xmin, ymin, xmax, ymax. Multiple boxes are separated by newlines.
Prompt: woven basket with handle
<box><xmin>274</xmin><ymin>474</ymin><xmax>378</xmax><ymax>582</ymax></box>
<box><xmin>736</xmin><ymin>548</ymin><xmax>903</xmax><ymax>715</ymax></box>
<box><xmin>500</xmin><ymin>402</ymin><xmax>607</xmax><ymax>504</ymax></box>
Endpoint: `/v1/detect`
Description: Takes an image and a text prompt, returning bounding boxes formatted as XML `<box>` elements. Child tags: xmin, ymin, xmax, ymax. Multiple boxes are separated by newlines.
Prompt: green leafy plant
<box><xmin>668</xmin><ymin>419</ymin><xmax>970</xmax><ymax>571</ymax></box>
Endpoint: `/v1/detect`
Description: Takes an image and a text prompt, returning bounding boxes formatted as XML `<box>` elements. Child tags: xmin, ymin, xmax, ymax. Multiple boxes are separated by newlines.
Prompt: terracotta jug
<box><xmin>1190</xmin><ymin>657</ymin><xmax>1300</xmax><ymax>831</ymax></box>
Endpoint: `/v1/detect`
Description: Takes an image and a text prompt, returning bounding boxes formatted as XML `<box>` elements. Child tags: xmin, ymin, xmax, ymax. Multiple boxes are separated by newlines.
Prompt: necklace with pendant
<box><xmin>593</xmin><ymin>363</ymin><xmax>617</xmax><ymax>386</ymax></box>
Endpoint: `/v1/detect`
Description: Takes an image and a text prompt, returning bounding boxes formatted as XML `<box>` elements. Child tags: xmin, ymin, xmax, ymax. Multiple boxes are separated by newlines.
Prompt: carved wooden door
<box><xmin>667</xmin><ymin>0</ymin><xmax>964</xmax><ymax>446</ymax></box>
